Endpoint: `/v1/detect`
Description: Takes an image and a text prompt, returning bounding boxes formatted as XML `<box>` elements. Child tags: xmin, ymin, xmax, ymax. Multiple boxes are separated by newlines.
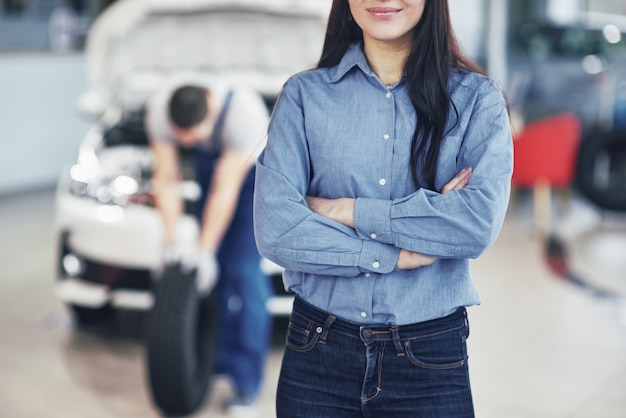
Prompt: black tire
<box><xmin>70</xmin><ymin>304</ymin><xmax>113</xmax><ymax>327</ymax></box>
<box><xmin>146</xmin><ymin>264</ymin><xmax>218</xmax><ymax>417</ymax></box>
<box><xmin>576</xmin><ymin>128</ymin><xmax>626</xmax><ymax>211</ymax></box>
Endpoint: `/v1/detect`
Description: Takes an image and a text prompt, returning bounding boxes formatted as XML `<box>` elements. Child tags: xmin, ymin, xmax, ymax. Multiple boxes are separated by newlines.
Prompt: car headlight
<box><xmin>70</xmin><ymin>163</ymin><xmax>93</xmax><ymax>183</ymax></box>
<box><xmin>113</xmin><ymin>175</ymin><xmax>139</xmax><ymax>195</ymax></box>
<box><xmin>69</xmin><ymin>163</ymin><xmax>153</xmax><ymax>207</ymax></box>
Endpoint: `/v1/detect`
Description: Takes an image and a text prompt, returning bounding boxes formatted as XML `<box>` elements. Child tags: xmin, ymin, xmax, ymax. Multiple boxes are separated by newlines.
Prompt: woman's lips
<box><xmin>367</xmin><ymin>7</ymin><xmax>400</xmax><ymax>18</ymax></box>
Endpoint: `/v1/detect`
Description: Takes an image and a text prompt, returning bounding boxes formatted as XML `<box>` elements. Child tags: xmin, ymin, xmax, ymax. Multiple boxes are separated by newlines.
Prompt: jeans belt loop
<box><xmin>390</xmin><ymin>326</ymin><xmax>404</xmax><ymax>356</ymax></box>
<box><xmin>319</xmin><ymin>315</ymin><xmax>336</xmax><ymax>344</ymax></box>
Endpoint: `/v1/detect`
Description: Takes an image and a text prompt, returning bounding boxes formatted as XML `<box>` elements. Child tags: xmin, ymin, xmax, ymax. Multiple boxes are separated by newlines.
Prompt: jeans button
<box><xmin>362</xmin><ymin>329</ymin><xmax>372</xmax><ymax>338</ymax></box>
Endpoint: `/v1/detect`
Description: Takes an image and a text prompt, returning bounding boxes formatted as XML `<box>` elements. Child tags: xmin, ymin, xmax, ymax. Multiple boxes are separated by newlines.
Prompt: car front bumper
<box><xmin>54</xmin><ymin>191</ymin><xmax>293</xmax><ymax>315</ymax></box>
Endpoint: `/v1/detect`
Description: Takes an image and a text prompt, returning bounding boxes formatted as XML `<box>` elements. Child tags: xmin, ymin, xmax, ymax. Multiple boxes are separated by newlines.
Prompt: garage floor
<box><xmin>1</xmin><ymin>188</ymin><xmax>626</xmax><ymax>418</ymax></box>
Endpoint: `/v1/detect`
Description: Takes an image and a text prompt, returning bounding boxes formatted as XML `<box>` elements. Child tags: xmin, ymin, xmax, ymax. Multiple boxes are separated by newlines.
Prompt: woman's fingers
<box><xmin>397</xmin><ymin>249</ymin><xmax>436</xmax><ymax>270</ymax></box>
<box><xmin>306</xmin><ymin>196</ymin><xmax>326</xmax><ymax>214</ymax></box>
<box><xmin>442</xmin><ymin>167</ymin><xmax>472</xmax><ymax>194</ymax></box>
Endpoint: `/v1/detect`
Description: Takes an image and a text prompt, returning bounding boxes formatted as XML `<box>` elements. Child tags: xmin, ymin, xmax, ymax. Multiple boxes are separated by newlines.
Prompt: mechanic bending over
<box><xmin>145</xmin><ymin>75</ymin><xmax>272</xmax><ymax>414</ymax></box>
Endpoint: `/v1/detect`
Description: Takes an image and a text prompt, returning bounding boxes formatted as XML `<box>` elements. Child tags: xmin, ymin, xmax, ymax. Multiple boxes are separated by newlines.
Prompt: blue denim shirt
<box><xmin>254</xmin><ymin>43</ymin><xmax>513</xmax><ymax>325</ymax></box>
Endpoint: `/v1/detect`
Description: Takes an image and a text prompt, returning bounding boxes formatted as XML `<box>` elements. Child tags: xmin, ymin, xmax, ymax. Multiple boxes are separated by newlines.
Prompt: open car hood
<box><xmin>82</xmin><ymin>0</ymin><xmax>330</xmax><ymax>113</ymax></box>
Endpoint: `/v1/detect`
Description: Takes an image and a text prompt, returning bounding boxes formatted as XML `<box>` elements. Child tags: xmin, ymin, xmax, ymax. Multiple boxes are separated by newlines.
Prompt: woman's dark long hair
<box><xmin>318</xmin><ymin>0</ymin><xmax>486</xmax><ymax>189</ymax></box>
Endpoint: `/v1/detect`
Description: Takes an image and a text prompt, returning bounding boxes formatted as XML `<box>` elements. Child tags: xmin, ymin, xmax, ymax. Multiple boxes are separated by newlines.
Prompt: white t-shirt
<box><xmin>145</xmin><ymin>74</ymin><xmax>269</xmax><ymax>158</ymax></box>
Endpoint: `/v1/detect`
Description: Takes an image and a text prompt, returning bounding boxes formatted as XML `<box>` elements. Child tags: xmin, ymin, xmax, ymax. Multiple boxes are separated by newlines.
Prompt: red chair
<box><xmin>511</xmin><ymin>113</ymin><xmax>581</xmax><ymax>234</ymax></box>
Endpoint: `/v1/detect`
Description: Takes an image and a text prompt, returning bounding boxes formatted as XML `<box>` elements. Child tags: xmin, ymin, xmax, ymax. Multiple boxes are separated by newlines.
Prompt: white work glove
<box><xmin>180</xmin><ymin>247</ymin><xmax>219</xmax><ymax>297</ymax></box>
<box><xmin>163</xmin><ymin>243</ymin><xmax>181</xmax><ymax>265</ymax></box>
<box><xmin>152</xmin><ymin>243</ymin><xmax>181</xmax><ymax>279</ymax></box>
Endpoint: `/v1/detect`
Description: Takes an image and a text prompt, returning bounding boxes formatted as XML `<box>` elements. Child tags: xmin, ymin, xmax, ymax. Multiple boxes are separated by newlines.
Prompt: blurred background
<box><xmin>1</xmin><ymin>0</ymin><xmax>626</xmax><ymax>417</ymax></box>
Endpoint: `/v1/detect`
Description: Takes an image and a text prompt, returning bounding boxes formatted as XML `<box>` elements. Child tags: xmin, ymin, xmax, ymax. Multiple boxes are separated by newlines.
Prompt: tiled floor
<box><xmin>1</xmin><ymin>188</ymin><xmax>625</xmax><ymax>418</ymax></box>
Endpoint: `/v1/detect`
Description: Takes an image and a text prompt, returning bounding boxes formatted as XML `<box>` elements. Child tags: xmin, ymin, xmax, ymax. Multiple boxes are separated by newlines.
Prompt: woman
<box><xmin>254</xmin><ymin>0</ymin><xmax>512</xmax><ymax>416</ymax></box>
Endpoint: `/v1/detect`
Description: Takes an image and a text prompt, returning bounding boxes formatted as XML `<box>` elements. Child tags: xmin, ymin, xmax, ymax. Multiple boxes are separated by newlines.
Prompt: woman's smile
<box><xmin>350</xmin><ymin>0</ymin><xmax>425</xmax><ymax>46</ymax></box>
<box><xmin>367</xmin><ymin>7</ymin><xmax>401</xmax><ymax>19</ymax></box>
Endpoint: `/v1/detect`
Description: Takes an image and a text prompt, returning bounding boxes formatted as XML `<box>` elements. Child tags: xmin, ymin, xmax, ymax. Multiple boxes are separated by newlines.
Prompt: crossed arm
<box><xmin>306</xmin><ymin>167</ymin><xmax>473</xmax><ymax>270</ymax></box>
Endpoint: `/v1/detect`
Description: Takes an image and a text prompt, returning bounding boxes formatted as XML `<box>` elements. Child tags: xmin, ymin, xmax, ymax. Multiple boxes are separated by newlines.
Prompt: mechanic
<box><xmin>146</xmin><ymin>75</ymin><xmax>272</xmax><ymax>416</ymax></box>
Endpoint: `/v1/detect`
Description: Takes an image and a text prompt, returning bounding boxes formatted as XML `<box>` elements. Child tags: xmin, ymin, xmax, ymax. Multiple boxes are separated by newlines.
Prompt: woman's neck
<box><xmin>363</xmin><ymin>38</ymin><xmax>410</xmax><ymax>86</ymax></box>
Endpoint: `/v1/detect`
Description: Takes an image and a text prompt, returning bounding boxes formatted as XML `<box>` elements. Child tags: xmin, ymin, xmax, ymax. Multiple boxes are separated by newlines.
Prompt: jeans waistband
<box><xmin>292</xmin><ymin>296</ymin><xmax>467</xmax><ymax>340</ymax></box>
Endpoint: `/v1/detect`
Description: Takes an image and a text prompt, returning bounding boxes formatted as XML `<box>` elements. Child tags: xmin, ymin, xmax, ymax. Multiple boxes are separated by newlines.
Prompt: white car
<box><xmin>53</xmin><ymin>0</ymin><xmax>330</xmax><ymax>325</ymax></box>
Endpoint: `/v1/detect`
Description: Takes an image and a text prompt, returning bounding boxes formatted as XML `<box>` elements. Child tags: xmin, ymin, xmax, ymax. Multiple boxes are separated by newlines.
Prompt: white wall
<box><xmin>449</xmin><ymin>0</ymin><xmax>487</xmax><ymax>60</ymax></box>
<box><xmin>0</xmin><ymin>52</ymin><xmax>91</xmax><ymax>195</ymax></box>
<box><xmin>450</xmin><ymin>0</ymin><xmax>509</xmax><ymax>87</ymax></box>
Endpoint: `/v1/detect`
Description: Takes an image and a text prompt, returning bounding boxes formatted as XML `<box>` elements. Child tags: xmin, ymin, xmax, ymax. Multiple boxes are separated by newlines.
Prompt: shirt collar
<box><xmin>329</xmin><ymin>42</ymin><xmax>376</xmax><ymax>83</ymax></box>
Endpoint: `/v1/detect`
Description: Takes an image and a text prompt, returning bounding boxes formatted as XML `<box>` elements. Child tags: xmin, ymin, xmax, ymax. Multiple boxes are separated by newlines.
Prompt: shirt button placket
<box><xmin>381</xmin><ymin>88</ymin><xmax>393</xmax><ymax>195</ymax></box>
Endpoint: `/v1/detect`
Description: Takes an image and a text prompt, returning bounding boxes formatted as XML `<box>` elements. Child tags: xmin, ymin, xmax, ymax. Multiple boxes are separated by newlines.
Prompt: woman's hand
<box><xmin>305</xmin><ymin>196</ymin><xmax>355</xmax><ymax>228</ymax></box>
<box><xmin>397</xmin><ymin>249</ymin><xmax>437</xmax><ymax>269</ymax></box>
<box><xmin>441</xmin><ymin>167</ymin><xmax>472</xmax><ymax>194</ymax></box>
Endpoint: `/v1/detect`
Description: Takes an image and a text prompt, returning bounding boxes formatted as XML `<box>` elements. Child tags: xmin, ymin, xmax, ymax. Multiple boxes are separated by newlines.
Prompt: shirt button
<box><xmin>365</xmin><ymin>273</ymin><xmax>371</xmax><ymax>277</ymax></box>
<box><xmin>372</xmin><ymin>261</ymin><xmax>380</xmax><ymax>269</ymax></box>
<box><xmin>379</xmin><ymin>179</ymin><xmax>386</xmax><ymax>186</ymax></box>
<box><xmin>370</xmin><ymin>233</ymin><xmax>377</xmax><ymax>239</ymax></box>
<box><xmin>360</xmin><ymin>311</ymin><xmax>368</xmax><ymax>318</ymax></box>
<box><xmin>385</xmin><ymin>92</ymin><xmax>392</xmax><ymax>99</ymax></box>
<box><xmin>383</xmin><ymin>133</ymin><xmax>390</xmax><ymax>140</ymax></box>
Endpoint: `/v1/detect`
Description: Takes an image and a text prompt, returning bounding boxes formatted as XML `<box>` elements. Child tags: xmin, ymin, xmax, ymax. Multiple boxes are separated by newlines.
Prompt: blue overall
<box><xmin>194</xmin><ymin>90</ymin><xmax>272</xmax><ymax>398</ymax></box>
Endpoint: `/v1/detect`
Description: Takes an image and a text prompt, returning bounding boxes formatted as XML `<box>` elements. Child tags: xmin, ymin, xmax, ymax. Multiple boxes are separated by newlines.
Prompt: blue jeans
<box><xmin>195</xmin><ymin>147</ymin><xmax>272</xmax><ymax>397</ymax></box>
<box><xmin>276</xmin><ymin>297</ymin><xmax>475</xmax><ymax>417</ymax></box>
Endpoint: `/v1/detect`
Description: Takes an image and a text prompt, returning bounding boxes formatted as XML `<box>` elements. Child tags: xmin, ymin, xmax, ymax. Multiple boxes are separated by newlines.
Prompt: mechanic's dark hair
<box><xmin>168</xmin><ymin>85</ymin><xmax>209</xmax><ymax>129</ymax></box>
<box><xmin>318</xmin><ymin>0</ymin><xmax>487</xmax><ymax>190</ymax></box>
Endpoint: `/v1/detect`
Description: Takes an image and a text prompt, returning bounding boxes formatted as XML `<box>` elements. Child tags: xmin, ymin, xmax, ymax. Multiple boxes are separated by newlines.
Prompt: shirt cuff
<box><xmin>354</xmin><ymin>198</ymin><xmax>393</xmax><ymax>244</ymax></box>
<box><xmin>358</xmin><ymin>240</ymin><xmax>399</xmax><ymax>274</ymax></box>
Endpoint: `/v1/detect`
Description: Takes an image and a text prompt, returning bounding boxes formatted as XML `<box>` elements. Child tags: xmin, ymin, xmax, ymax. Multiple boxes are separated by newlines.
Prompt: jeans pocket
<box><xmin>285</xmin><ymin>313</ymin><xmax>322</xmax><ymax>352</ymax></box>
<box><xmin>403</xmin><ymin>326</ymin><xmax>466</xmax><ymax>370</ymax></box>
